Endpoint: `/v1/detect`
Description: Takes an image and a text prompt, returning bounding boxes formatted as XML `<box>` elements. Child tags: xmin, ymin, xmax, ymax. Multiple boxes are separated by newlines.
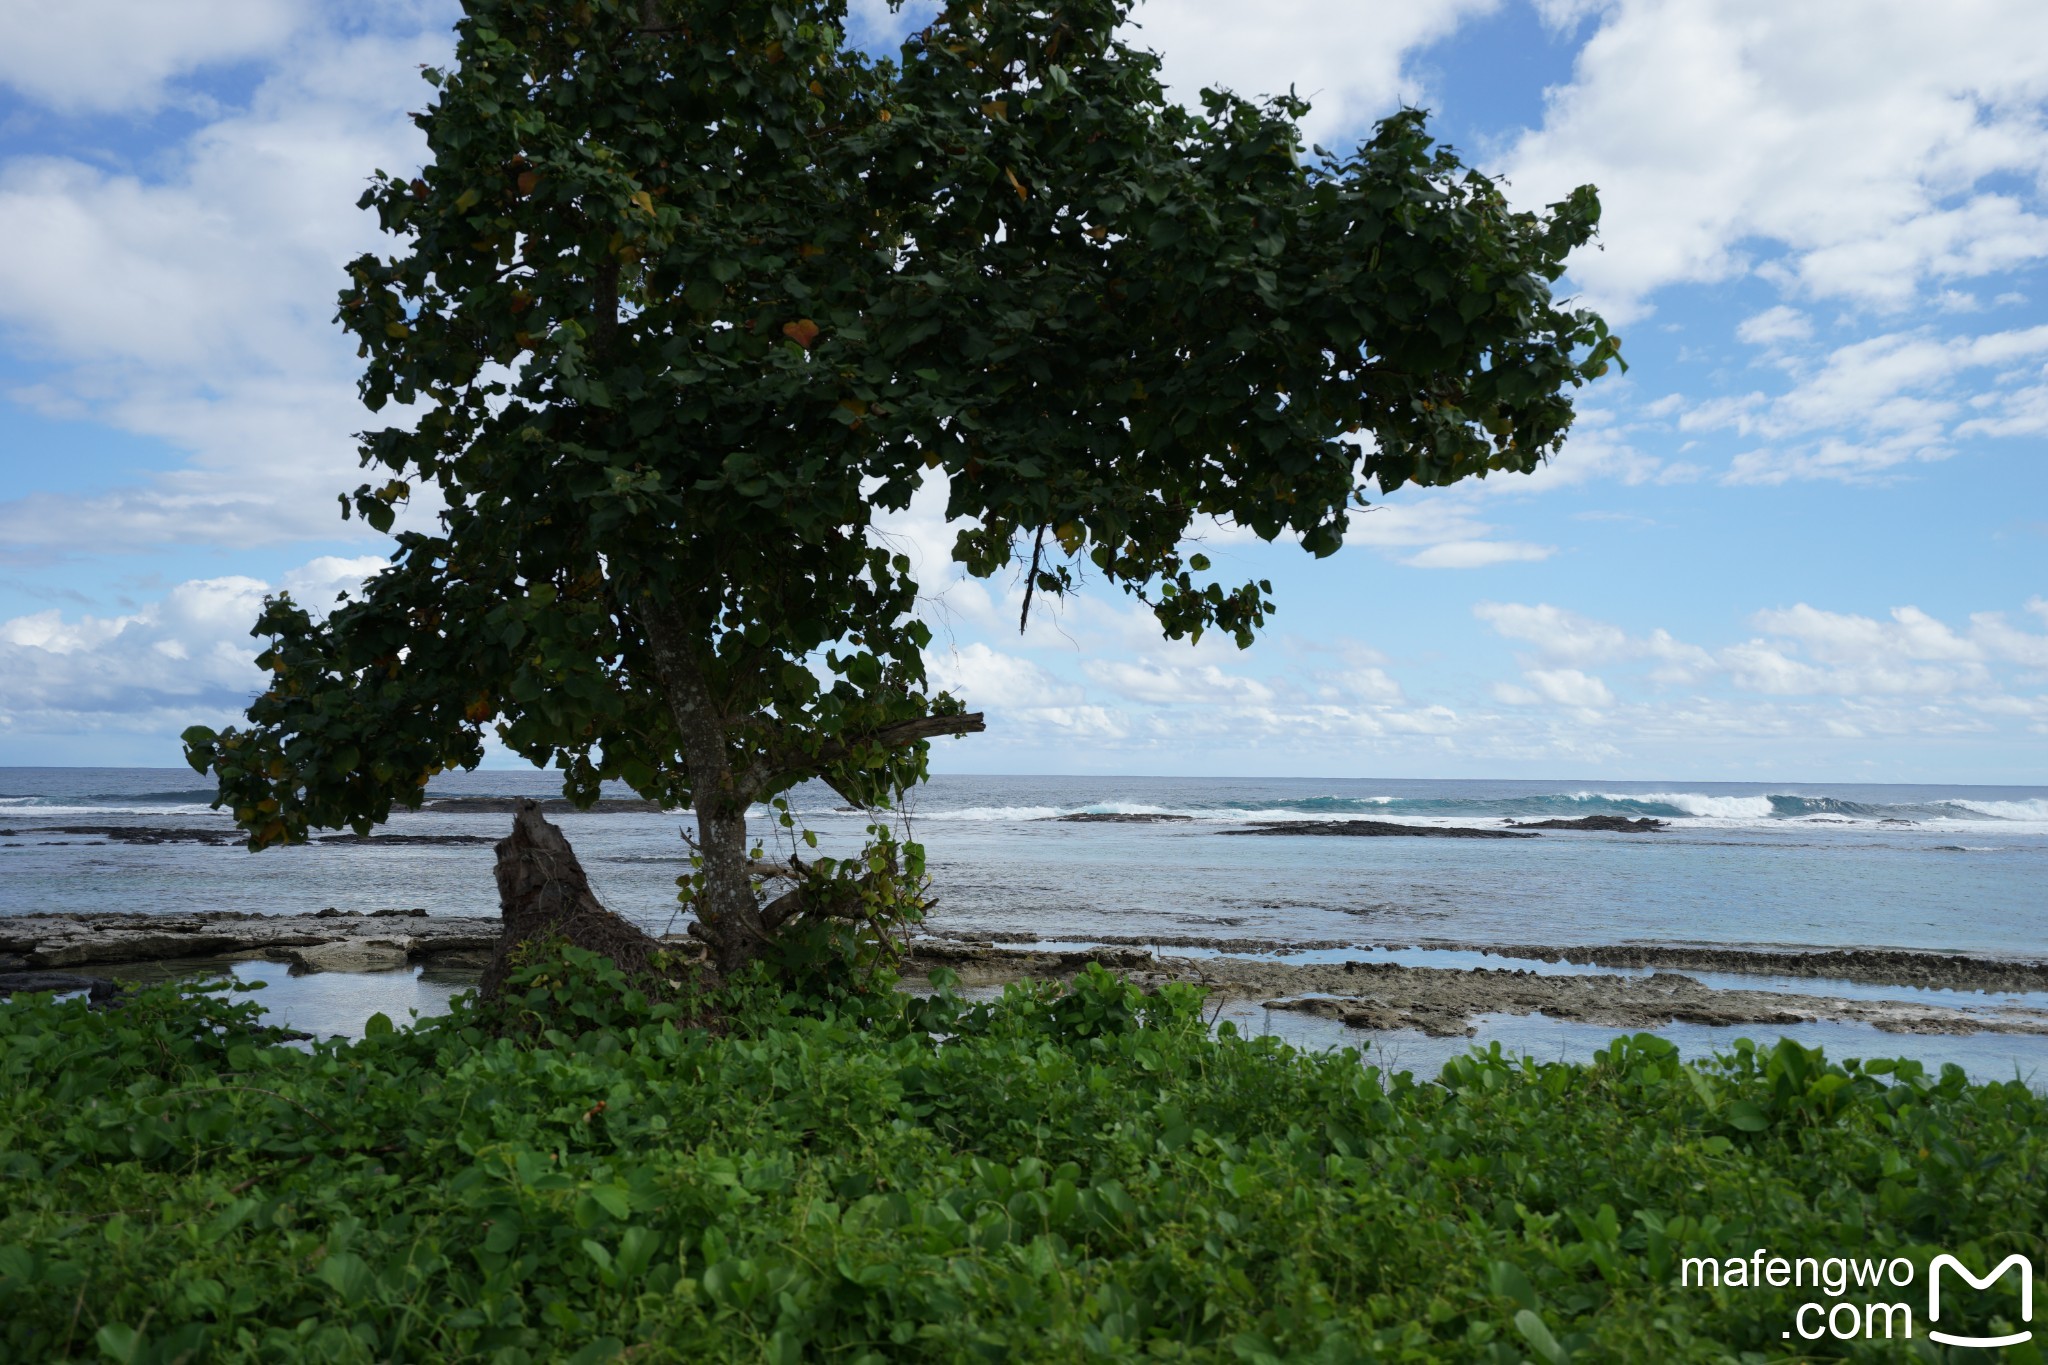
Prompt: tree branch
<box><xmin>734</xmin><ymin>711</ymin><xmax>985</xmax><ymax>802</ymax></box>
<box><xmin>1019</xmin><ymin>524</ymin><xmax>1047</xmax><ymax>634</ymax></box>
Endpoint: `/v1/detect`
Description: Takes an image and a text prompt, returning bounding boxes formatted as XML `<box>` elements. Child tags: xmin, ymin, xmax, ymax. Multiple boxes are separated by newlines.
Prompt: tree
<box><xmin>184</xmin><ymin>0</ymin><xmax>1619</xmax><ymax>978</ymax></box>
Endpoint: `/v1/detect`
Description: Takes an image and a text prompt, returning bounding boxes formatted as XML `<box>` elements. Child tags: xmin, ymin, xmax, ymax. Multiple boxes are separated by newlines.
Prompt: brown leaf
<box><xmin>782</xmin><ymin>318</ymin><xmax>820</xmax><ymax>348</ymax></box>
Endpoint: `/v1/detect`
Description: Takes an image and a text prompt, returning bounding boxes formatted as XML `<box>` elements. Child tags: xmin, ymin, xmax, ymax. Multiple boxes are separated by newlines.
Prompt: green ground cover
<box><xmin>1</xmin><ymin>956</ymin><xmax>2042</xmax><ymax>1363</ymax></box>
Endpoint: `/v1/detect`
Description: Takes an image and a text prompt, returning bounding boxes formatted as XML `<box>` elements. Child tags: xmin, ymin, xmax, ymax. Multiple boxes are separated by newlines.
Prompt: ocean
<box><xmin>6</xmin><ymin>768</ymin><xmax>2047</xmax><ymax>1078</ymax></box>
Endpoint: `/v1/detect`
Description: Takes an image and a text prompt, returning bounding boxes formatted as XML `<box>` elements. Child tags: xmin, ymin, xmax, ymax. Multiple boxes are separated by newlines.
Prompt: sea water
<box><xmin>5</xmin><ymin>768</ymin><xmax>2045</xmax><ymax>1078</ymax></box>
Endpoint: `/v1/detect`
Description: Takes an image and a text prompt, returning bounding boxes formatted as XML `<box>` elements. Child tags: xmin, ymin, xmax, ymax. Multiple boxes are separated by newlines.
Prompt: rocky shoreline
<box><xmin>1</xmin><ymin>825</ymin><xmax>495</xmax><ymax>847</ymax></box>
<box><xmin>904</xmin><ymin>940</ymin><xmax>2048</xmax><ymax>1038</ymax></box>
<box><xmin>0</xmin><ymin>910</ymin><xmax>501</xmax><ymax>974</ymax></box>
<box><xmin>5</xmin><ymin>912</ymin><xmax>2046</xmax><ymax>1040</ymax></box>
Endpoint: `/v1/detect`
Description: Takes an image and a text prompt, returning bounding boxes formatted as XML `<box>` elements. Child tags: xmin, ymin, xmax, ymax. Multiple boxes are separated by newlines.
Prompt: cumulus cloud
<box><xmin>1750</xmin><ymin>604</ymin><xmax>1982</xmax><ymax>665</ymax></box>
<box><xmin>1736</xmin><ymin>305</ymin><xmax>1813</xmax><ymax>347</ymax></box>
<box><xmin>1972</xmin><ymin>603</ymin><xmax>2048</xmax><ymax>668</ymax></box>
<box><xmin>1402</xmin><ymin>540</ymin><xmax>1554</xmax><ymax>569</ymax></box>
<box><xmin>1478</xmin><ymin>597</ymin><xmax>2047</xmax><ymax>712</ymax></box>
<box><xmin>0</xmin><ymin>0</ymin><xmax>304</xmax><ymax>114</ymax></box>
<box><xmin>851</xmin><ymin>0</ymin><xmax>1499</xmax><ymax>145</ymax></box>
<box><xmin>0</xmin><ymin>556</ymin><xmax>383</xmax><ymax>745</ymax></box>
<box><xmin>1501</xmin><ymin>0</ymin><xmax>2048</xmax><ymax>319</ymax></box>
<box><xmin>928</xmin><ymin>642</ymin><xmax>1084</xmax><ymax>710</ymax></box>
<box><xmin>1457</xmin><ymin>595</ymin><xmax>2048</xmax><ymax>764</ymax></box>
<box><xmin>1474</xmin><ymin>602</ymin><xmax>1628</xmax><ymax>664</ymax></box>
<box><xmin>1131</xmin><ymin>0</ymin><xmax>1499</xmax><ymax>144</ymax></box>
<box><xmin>1493</xmin><ymin>668</ymin><xmax>1615</xmax><ymax>709</ymax></box>
<box><xmin>0</xmin><ymin>578</ymin><xmax>268</xmax><ymax>740</ymax></box>
<box><xmin>0</xmin><ymin>13</ymin><xmax>453</xmax><ymax>552</ymax></box>
<box><xmin>1475</xmin><ymin>601</ymin><xmax>1713</xmax><ymax>676</ymax></box>
<box><xmin>1679</xmin><ymin>323</ymin><xmax>2048</xmax><ymax>482</ymax></box>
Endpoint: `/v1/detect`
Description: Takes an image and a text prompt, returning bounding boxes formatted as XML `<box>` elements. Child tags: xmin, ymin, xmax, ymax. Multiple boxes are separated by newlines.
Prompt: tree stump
<box><xmin>479</xmin><ymin>799</ymin><xmax>670</xmax><ymax>1000</ymax></box>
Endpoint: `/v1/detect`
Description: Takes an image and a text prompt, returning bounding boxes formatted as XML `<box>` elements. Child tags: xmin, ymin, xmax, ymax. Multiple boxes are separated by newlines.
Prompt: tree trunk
<box><xmin>633</xmin><ymin>594</ymin><xmax>986</xmax><ymax>980</ymax></box>
<box><xmin>480</xmin><ymin>800</ymin><xmax>668</xmax><ymax>1000</ymax></box>
<box><xmin>636</xmin><ymin>597</ymin><xmax>775</xmax><ymax>976</ymax></box>
<box><xmin>691</xmin><ymin>796</ymin><xmax>768</xmax><ymax>977</ymax></box>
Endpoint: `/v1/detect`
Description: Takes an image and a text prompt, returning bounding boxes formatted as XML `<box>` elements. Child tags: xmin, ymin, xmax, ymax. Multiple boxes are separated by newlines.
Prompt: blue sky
<box><xmin>1</xmin><ymin>0</ymin><xmax>2044</xmax><ymax>781</ymax></box>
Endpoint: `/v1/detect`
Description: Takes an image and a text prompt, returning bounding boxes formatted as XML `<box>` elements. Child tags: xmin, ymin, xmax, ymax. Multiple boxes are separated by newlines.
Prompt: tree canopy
<box><xmin>185</xmin><ymin>0</ymin><xmax>1618</xmax><ymax>971</ymax></box>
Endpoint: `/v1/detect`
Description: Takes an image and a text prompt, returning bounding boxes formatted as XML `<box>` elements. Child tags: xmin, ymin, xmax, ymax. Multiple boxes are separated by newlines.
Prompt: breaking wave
<box><xmin>905</xmin><ymin>791</ymin><xmax>2048</xmax><ymax>828</ymax></box>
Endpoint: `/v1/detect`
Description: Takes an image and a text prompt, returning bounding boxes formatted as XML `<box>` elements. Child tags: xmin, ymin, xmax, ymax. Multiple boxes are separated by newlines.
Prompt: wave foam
<box><xmin>1946</xmin><ymin>799</ymin><xmax>2048</xmax><ymax>823</ymax></box>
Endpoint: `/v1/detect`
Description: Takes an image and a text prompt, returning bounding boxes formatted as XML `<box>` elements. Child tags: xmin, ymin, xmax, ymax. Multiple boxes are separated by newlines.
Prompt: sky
<box><xmin>0</xmin><ymin>0</ymin><xmax>2044</xmax><ymax>783</ymax></box>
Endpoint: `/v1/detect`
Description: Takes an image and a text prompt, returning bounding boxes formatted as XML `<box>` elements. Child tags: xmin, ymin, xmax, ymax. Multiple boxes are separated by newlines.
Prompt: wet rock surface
<box><xmin>2</xmin><ymin>825</ymin><xmax>245</xmax><ymax>846</ymax></box>
<box><xmin>1429</xmin><ymin>941</ymin><xmax>2048</xmax><ymax>994</ymax></box>
<box><xmin>1504</xmin><ymin>816</ymin><xmax>1667</xmax><ymax>832</ymax></box>
<box><xmin>1223</xmin><ymin>820</ymin><xmax>1538</xmax><ymax>839</ymax></box>
<box><xmin>0</xmin><ymin>971</ymin><xmax>127</xmax><ymax>1005</ymax></box>
<box><xmin>1</xmin><ymin>825</ymin><xmax>495</xmax><ymax>847</ymax></box>
<box><xmin>0</xmin><ymin>911</ymin><xmax>501</xmax><ymax>973</ymax></box>
<box><xmin>903</xmin><ymin>942</ymin><xmax>2048</xmax><ymax>1038</ymax></box>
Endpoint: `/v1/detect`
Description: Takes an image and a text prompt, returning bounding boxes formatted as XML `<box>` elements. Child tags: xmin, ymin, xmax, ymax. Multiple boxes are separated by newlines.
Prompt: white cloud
<box><xmin>1502</xmin><ymin>0</ymin><xmax>2048</xmax><ymax>319</ymax></box>
<box><xmin>0</xmin><ymin>0</ymin><xmax>304</xmax><ymax>114</ymax></box>
<box><xmin>1718</xmin><ymin>641</ymin><xmax>1982</xmax><ymax>698</ymax></box>
<box><xmin>282</xmin><ymin>554</ymin><xmax>391</xmax><ymax>609</ymax></box>
<box><xmin>1969</xmin><ymin>608</ymin><xmax>2048</xmax><ymax>668</ymax></box>
<box><xmin>852</xmin><ymin>0</ymin><xmax>1498</xmax><ymax>146</ymax></box>
<box><xmin>1082</xmin><ymin>658</ymin><xmax>1278</xmax><ymax>708</ymax></box>
<box><xmin>0</xmin><ymin>555</ymin><xmax>385</xmax><ymax>744</ymax></box>
<box><xmin>1475</xmin><ymin>601</ymin><xmax>1628</xmax><ymax>663</ymax></box>
<box><xmin>0</xmin><ymin>16</ymin><xmax>452</xmax><ymax>551</ymax></box>
<box><xmin>1132</xmin><ymin>0</ymin><xmax>1500</xmax><ymax>144</ymax></box>
<box><xmin>1477</xmin><ymin>601</ymin><xmax>1715</xmax><ymax>685</ymax></box>
<box><xmin>928</xmin><ymin>643</ymin><xmax>1083</xmax><ymax>710</ymax></box>
<box><xmin>1751</xmin><ymin>604</ymin><xmax>1982</xmax><ymax>665</ymax></box>
<box><xmin>1402</xmin><ymin>540</ymin><xmax>1554</xmax><ymax>569</ymax></box>
<box><xmin>1494</xmin><ymin>667</ymin><xmax>1615</xmax><ymax>709</ymax></box>
<box><xmin>0</xmin><ymin>578</ymin><xmax>268</xmax><ymax>736</ymax></box>
<box><xmin>1477</xmin><ymin>598</ymin><xmax>2042</xmax><ymax>706</ymax></box>
<box><xmin>1736</xmin><ymin>305</ymin><xmax>1812</xmax><ymax>346</ymax></box>
<box><xmin>1682</xmin><ymin>323</ymin><xmax>2048</xmax><ymax>482</ymax></box>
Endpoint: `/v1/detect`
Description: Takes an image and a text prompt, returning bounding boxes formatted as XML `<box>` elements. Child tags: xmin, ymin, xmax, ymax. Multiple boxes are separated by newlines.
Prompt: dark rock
<box><xmin>1048</xmin><ymin>812</ymin><xmax>1194</xmax><ymax>824</ymax></box>
<box><xmin>0</xmin><ymin>971</ymin><xmax>126</xmax><ymax>1005</ymax></box>
<box><xmin>23</xmin><ymin>825</ymin><xmax>243</xmax><ymax>846</ymax></box>
<box><xmin>1223</xmin><ymin>820</ymin><xmax>1537</xmax><ymax>840</ymax></box>
<box><xmin>1506</xmin><ymin>816</ymin><xmax>1667</xmax><ymax>832</ymax></box>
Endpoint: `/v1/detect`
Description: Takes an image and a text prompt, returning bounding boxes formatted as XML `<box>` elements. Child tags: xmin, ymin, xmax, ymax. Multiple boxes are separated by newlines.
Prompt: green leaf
<box><xmin>94</xmin><ymin>1324</ymin><xmax>141</xmax><ymax>1363</ymax></box>
<box><xmin>1513</xmin><ymin>1309</ymin><xmax>1568</xmax><ymax>1364</ymax></box>
<box><xmin>1488</xmin><ymin>1260</ymin><xmax>1538</xmax><ymax>1310</ymax></box>
<box><xmin>316</xmin><ymin>1251</ymin><xmax>374</xmax><ymax>1304</ymax></box>
<box><xmin>1726</xmin><ymin>1100</ymin><xmax>1769</xmax><ymax>1131</ymax></box>
<box><xmin>363</xmin><ymin>1012</ymin><xmax>394</xmax><ymax>1038</ymax></box>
